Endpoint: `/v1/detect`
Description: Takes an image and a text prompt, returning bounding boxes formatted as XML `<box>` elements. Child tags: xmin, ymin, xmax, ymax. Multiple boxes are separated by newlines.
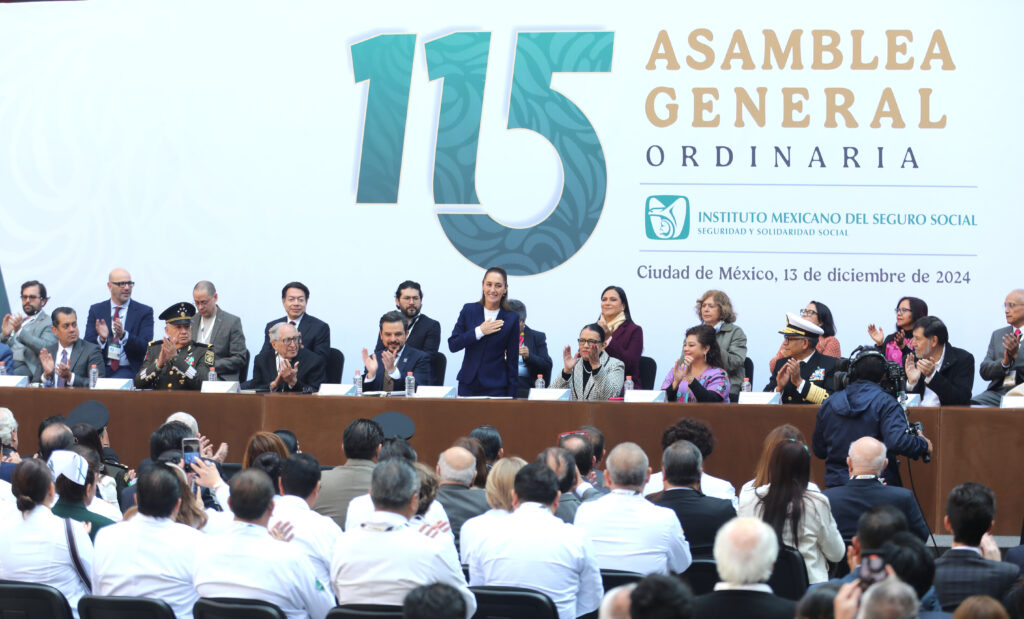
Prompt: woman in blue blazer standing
<box><xmin>448</xmin><ymin>266</ymin><xmax>521</xmax><ymax>397</ymax></box>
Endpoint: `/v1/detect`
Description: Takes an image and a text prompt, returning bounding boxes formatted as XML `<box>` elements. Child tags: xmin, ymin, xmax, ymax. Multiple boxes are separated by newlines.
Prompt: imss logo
<box><xmin>645</xmin><ymin>195</ymin><xmax>690</xmax><ymax>240</ymax></box>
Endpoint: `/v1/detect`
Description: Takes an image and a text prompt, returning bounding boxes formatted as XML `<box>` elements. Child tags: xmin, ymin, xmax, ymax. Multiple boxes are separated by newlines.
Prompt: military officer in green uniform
<box><xmin>134</xmin><ymin>302</ymin><xmax>214</xmax><ymax>390</ymax></box>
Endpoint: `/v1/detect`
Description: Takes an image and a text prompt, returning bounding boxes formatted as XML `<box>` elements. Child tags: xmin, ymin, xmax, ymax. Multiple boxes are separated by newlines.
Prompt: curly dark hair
<box><xmin>661</xmin><ymin>418</ymin><xmax>715</xmax><ymax>457</ymax></box>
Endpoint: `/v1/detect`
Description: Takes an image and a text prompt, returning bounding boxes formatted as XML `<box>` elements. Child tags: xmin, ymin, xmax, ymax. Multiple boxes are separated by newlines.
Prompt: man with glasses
<box><xmin>972</xmin><ymin>289</ymin><xmax>1024</xmax><ymax>406</ymax></box>
<box><xmin>246</xmin><ymin>321</ymin><xmax>325</xmax><ymax>393</ymax></box>
<box><xmin>1</xmin><ymin>280</ymin><xmax>57</xmax><ymax>382</ymax></box>
<box><xmin>85</xmin><ymin>268</ymin><xmax>154</xmax><ymax>379</ymax></box>
<box><xmin>765</xmin><ymin>313</ymin><xmax>839</xmax><ymax>404</ymax></box>
<box><xmin>190</xmin><ymin>280</ymin><xmax>248</xmax><ymax>381</ymax></box>
<box><xmin>135</xmin><ymin>302</ymin><xmax>214</xmax><ymax>391</ymax></box>
<box><xmin>375</xmin><ymin>280</ymin><xmax>441</xmax><ymax>354</ymax></box>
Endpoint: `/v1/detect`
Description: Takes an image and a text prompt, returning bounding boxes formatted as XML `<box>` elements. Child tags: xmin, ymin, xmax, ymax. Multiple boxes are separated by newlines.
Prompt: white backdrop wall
<box><xmin>0</xmin><ymin>1</ymin><xmax>1015</xmax><ymax>394</ymax></box>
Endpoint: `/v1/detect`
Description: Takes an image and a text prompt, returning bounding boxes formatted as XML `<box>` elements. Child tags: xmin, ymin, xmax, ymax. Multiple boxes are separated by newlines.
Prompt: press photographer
<box><xmin>811</xmin><ymin>347</ymin><xmax>932</xmax><ymax>489</ymax></box>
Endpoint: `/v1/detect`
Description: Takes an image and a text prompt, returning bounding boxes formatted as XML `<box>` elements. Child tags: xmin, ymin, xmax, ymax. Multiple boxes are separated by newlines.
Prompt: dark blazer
<box><xmin>375</xmin><ymin>313</ymin><xmax>442</xmax><ymax>354</ymax></box>
<box><xmin>823</xmin><ymin>477</ymin><xmax>930</xmax><ymax>541</ymax></box>
<box><xmin>1004</xmin><ymin>545</ymin><xmax>1024</xmax><ymax>572</ymax></box>
<box><xmin>362</xmin><ymin>346</ymin><xmax>432</xmax><ymax>392</ymax></box>
<box><xmin>653</xmin><ymin>487</ymin><xmax>736</xmax><ymax>557</ymax></box>
<box><xmin>448</xmin><ymin>303</ymin><xmax>519</xmax><ymax>397</ymax></box>
<box><xmin>978</xmin><ymin>325</ymin><xmax>1024</xmax><ymax>395</ymax></box>
<box><xmin>435</xmin><ymin>484</ymin><xmax>490</xmax><ymax>551</ymax></box>
<box><xmin>933</xmin><ymin>547</ymin><xmax>1020</xmax><ymax>611</ymax></box>
<box><xmin>604</xmin><ymin>321</ymin><xmax>643</xmax><ymax>387</ymax></box>
<box><xmin>42</xmin><ymin>340</ymin><xmax>105</xmax><ymax>388</ymax></box>
<box><xmin>190</xmin><ymin>307</ymin><xmax>248</xmax><ymax>381</ymax></box>
<box><xmin>907</xmin><ymin>344</ymin><xmax>975</xmax><ymax>406</ymax></box>
<box><xmin>694</xmin><ymin>590</ymin><xmax>796</xmax><ymax>619</ymax></box>
<box><xmin>244</xmin><ymin>347</ymin><xmax>325</xmax><ymax>393</ymax></box>
<box><xmin>261</xmin><ymin>313</ymin><xmax>331</xmax><ymax>365</ymax></box>
<box><xmin>764</xmin><ymin>350</ymin><xmax>839</xmax><ymax>404</ymax></box>
<box><xmin>84</xmin><ymin>299</ymin><xmax>154</xmax><ymax>377</ymax></box>
<box><xmin>516</xmin><ymin>325</ymin><xmax>553</xmax><ymax>393</ymax></box>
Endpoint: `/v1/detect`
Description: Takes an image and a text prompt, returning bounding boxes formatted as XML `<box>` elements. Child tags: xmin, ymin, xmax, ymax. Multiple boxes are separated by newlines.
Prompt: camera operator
<box><xmin>812</xmin><ymin>350</ymin><xmax>932</xmax><ymax>489</ymax></box>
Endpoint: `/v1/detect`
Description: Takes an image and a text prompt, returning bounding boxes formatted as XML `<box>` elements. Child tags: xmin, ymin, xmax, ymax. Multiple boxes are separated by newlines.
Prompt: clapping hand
<box><xmin>95</xmin><ymin>319</ymin><xmax>110</xmax><ymax>342</ymax></box>
<box><xmin>479</xmin><ymin>319</ymin><xmax>504</xmax><ymax>335</ymax></box>
<box><xmin>671</xmin><ymin>359</ymin><xmax>688</xmax><ymax>389</ymax></box>
<box><xmin>158</xmin><ymin>337</ymin><xmax>176</xmax><ymax>367</ymax></box>
<box><xmin>418</xmin><ymin>520</ymin><xmax>451</xmax><ymax>538</ymax></box>
<box><xmin>112</xmin><ymin>315</ymin><xmax>125</xmax><ymax>341</ymax></box>
<box><xmin>893</xmin><ymin>330</ymin><xmax>905</xmax><ymax>349</ymax></box>
<box><xmin>916</xmin><ymin>357</ymin><xmax>936</xmax><ymax>378</ymax></box>
<box><xmin>776</xmin><ymin>361</ymin><xmax>791</xmax><ymax>390</ymax></box>
<box><xmin>39</xmin><ymin>348</ymin><xmax>55</xmax><ymax>377</ymax></box>
<box><xmin>274</xmin><ymin>359</ymin><xmax>300</xmax><ymax>389</ymax></box>
<box><xmin>270</xmin><ymin>520</ymin><xmax>295</xmax><ymax>542</ymax></box>
<box><xmin>361</xmin><ymin>348</ymin><xmax>378</xmax><ymax>379</ymax></box>
<box><xmin>904</xmin><ymin>355</ymin><xmax>921</xmax><ymax>383</ymax></box>
<box><xmin>1</xmin><ymin>313</ymin><xmax>23</xmax><ymax>337</ymax></box>
<box><xmin>582</xmin><ymin>344</ymin><xmax>602</xmax><ymax>369</ymax></box>
<box><xmin>784</xmin><ymin>359</ymin><xmax>802</xmax><ymax>389</ymax></box>
<box><xmin>562</xmin><ymin>345</ymin><xmax>579</xmax><ymax>374</ymax></box>
<box><xmin>867</xmin><ymin>323</ymin><xmax>885</xmax><ymax>346</ymax></box>
<box><xmin>1002</xmin><ymin>333</ymin><xmax>1020</xmax><ymax>365</ymax></box>
<box><xmin>380</xmin><ymin>349</ymin><xmax>398</xmax><ymax>374</ymax></box>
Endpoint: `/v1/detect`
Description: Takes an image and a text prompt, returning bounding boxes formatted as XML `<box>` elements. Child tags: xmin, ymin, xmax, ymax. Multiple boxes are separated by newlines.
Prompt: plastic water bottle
<box><xmin>741</xmin><ymin>378</ymin><xmax>752</xmax><ymax>392</ymax></box>
<box><xmin>535</xmin><ymin>374</ymin><xmax>546</xmax><ymax>389</ymax></box>
<box><xmin>0</xmin><ymin>361</ymin><xmax>6</xmax><ymax>376</ymax></box>
<box><xmin>623</xmin><ymin>375</ymin><xmax>634</xmax><ymax>391</ymax></box>
<box><xmin>354</xmin><ymin>370</ymin><xmax>363</xmax><ymax>396</ymax></box>
<box><xmin>89</xmin><ymin>364</ymin><xmax>99</xmax><ymax>389</ymax></box>
<box><xmin>405</xmin><ymin>372</ymin><xmax>416</xmax><ymax>397</ymax></box>
<box><xmin>207</xmin><ymin>367</ymin><xmax>217</xmax><ymax>382</ymax></box>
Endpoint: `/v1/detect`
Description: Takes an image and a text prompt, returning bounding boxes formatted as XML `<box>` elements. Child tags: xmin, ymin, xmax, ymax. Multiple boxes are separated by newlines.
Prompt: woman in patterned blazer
<box><xmin>552</xmin><ymin>323</ymin><xmax>625</xmax><ymax>401</ymax></box>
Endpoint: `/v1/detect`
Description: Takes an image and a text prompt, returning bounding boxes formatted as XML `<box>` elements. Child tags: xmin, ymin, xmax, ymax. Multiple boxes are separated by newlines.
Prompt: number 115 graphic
<box><xmin>352</xmin><ymin>31</ymin><xmax>614</xmax><ymax>275</ymax></box>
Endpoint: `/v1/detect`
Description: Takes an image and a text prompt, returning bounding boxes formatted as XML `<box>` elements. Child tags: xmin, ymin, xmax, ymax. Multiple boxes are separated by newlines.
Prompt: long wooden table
<box><xmin>1</xmin><ymin>388</ymin><xmax>1020</xmax><ymax>535</ymax></box>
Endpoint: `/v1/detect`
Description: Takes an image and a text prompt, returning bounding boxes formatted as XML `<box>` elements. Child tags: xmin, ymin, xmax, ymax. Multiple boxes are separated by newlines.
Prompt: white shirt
<box><xmin>573</xmin><ymin>489</ymin><xmax>691</xmax><ymax>575</ymax></box>
<box><xmin>919</xmin><ymin>346</ymin><xmax>947</xmax><ymax>407</ymax></box>
<box><xmin>643</xmin><ymin>471</ymin><xmax>738</xmax><ymax>508</ymax></box>
<box><xmin>468</xmin><ymin>502</ymin><xmax>603</xmax><ymax>619</ymax></box>
<box><xmin>94</xmin><ymin>514</ymin><xmax>203</xmax><ymax>619</ymax></box>
<box><xmin>102</xmin><ymin>300</ymin><xmax>131</xmax><ymax>365</ymax></box>
<box><xmin>460</xmin><ymin>508</ymin><xmax>512</xmax><ymax>565</ymax></box>
<box><xmin>331</xmin><ymin>510</ymin><xmax>476</xmax><ymax>618</ymax></box>
<box><xmin>270</xmin><ymin>495</ymin><xmax>343</xmax><ymax>586</ymax></box>
<box><xmin>345</xmin><ymin>493</ymin><xmax>452</xmax><ymax>541</ymax></box>
<box><xmin>474</xmin><ymin>308</ymin><xmax>501</xmax><ymax>339</ymax></box>
<box><xmin>737</xmin><ymin>484</ymin><xmax>845</xmax><ymax>584</ymax></box>
<box><xmin>194</xmin><ymin>521</ymin><xmax>334</xmax><ymax>619</ymax></box>
<box><xmin>0</xmin><ymin>505</ymin><xmax>92</xmax><ymax>619</ymax></box>
<box><xmin>197</xmin><ymin>314</ymin><xmax>217</xmax><ymax>345</ymax></box>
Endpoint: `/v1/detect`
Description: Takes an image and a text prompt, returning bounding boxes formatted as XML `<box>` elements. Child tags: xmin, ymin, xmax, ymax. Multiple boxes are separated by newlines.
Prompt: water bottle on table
<box><xmin>623</xmin><ymin>375</ymin><xmax>634</xmax><ymax>391</ymax></box>
<box><xmin>535</xmin><ymin>374</ymin><xmax>546</xmax><ymax>389</ymax></box>
<box><xmin>405</xmin><ymin>372</ymin><xmax>416</xmax><ymax>397</ymax></box>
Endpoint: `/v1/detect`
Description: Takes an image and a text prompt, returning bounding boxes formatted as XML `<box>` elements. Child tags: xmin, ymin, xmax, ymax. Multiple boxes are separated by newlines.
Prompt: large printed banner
<box><xmin>0</xmin><ymin>1</ymin><xmax>1015</xmax><ymax>391</ymax></box>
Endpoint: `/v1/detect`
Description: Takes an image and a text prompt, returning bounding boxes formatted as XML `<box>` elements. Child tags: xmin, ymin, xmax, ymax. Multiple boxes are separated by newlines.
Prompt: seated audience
<box><xmin>274</xmin><ymin>428</ymin><xmax>300</xmax><ymax>455</ymax></box>
<box><xmin>242</xmin><ymin>431</ymin><xmax>291</xmax><ymax>469</ymax></box>
<box><xmin>403</xmin><ymin>583</ymin><xmax>467</xmax><ymax>619</ymax></box>
<box><xmin>195</xmin><ymin>469</ymin><xmax>334</xmax><ymax>618</ymax></box>
<box><xmin>460</xmin><ymin>456</ymin><xmax>527</xmax><ymax>565</ymax></box>
<box><xmin>833</xmin><ymin>577</ymin><xmax>919</xmax><ymax>619</ymax></box>
<box><xmin>743</xmin><ymin>424</ymin><xmax>819</xmax><ymax>494</ymax></box>
<box><xmin>881</xmin><ymin>531</ymin><xmax>942</xmax><ymax>613</ymax></box>
<box><xmin>435</xmin><ymin>445</ymin><xmax>490</xmax><ymax>550</ymax></box>
<box><xmin>1003</xmin><ymin>579</ymin><xmax>1024</xmax><ymax>619</ymax></box>
<box><xmin>50</xmin><ymin>446</ymin><xmax>115</xmax><ymax>541</ymax></box>
<box><xmin>507</xmin><ymin>299</ymin><xmax>553</xmax><ymax>397</ymax></box>
<box><xmin>822</xmin><ymin>504</ymin><xmax>909</xmax><ymax>587</ymax></box>
<box><xmin>796</xmin><ymin>583</ymin><xmax>840</xmax><ymax>619</ymax></box>
<box><xmin>644</xmin><ymin>418</ymin><xmax>737</xmax><ymax>506</ymax></box>
<box><xmin>953</xmin><ymin>595</ymin><xmax>1011</xmax><ymax>619</ymax></box>
<box><xmin>453</xmin><ymin>436</ymin><xmax>488</xmax><ymax>488</ymax></box>
<box><xmin>905</xmin><ymin>316</ymin><xmax>975</xmax><ymax>406</ymax></box>
<box><xmin>695</xmin><ymin>289</ymin><xmax>748</xmax><ymax>399</ymax></box>
<box><xmin>560</xmin><ymin>431</ymin><xmax>606</xmax><ymax>500</ymax></box>
<box><xmin>0</xmin><ymin>459</ymin><xmax>92</xmax><ymax>619</ymax></box>
<box><xmin>654</xmin><ymin>440</ymin><xmax>736</xmax><ymax>558</ymax></box>
<box><xmin>973</xmin><ymin>289</ymin><xmax>1024</xmax><ymax>406</ymax></box>
<box><xmin>469</xmin><ymin>424</ymin><xmax>503</xmax><ymax>467</ymax></box>
<box><xmin>765</xmin><ymin>313</ymin><xmax>839</xmax><ymax>405</ymax></box>
<box><xmin>738</xmin><ymin>440</ymin><xmax>845</xmax><ymax>583</ymax></box>
<box><xmin>552</xmin><ymin>323</ymin><xmax>625</xmax><ymax>400</ymax></box>
<box><xmin>630</xmin><ymin>574</ymin><xmax>695</xmax><ymax>619</ymax></box>
<box><xmin>93</xmin><ymin>463</ymin><xmax>202</xmax><ymax>619</ymax></box>
<box><xmin>694</xmin><ymin>517</ymin><xmax>797</xmax><ymax>619</ymax></box>
<box><xmin>600</xmin><ymin>584</ymin><xmax>636</xmax><ymax>619</ymax></box>
<box><xmin>661</xmin><ymin>324</ymin><xmax>730</xmax><ymax>403</ymax></box>
<box><xmin>574</xmin><ymin>442</ymin><xmax>691</xmax><ymax>575</ymax></box>
<box><xmin>770</xmin><ymin>301</ymin><xmax>842</xmax><ymax>374</ymax></box>
<box><xmin>934</xmin><ymin>482</ymin><xmax>1020</xmax><ymax>611</ymax></box>
<box><xmin>868</xmin><ymin>296</ymin><xmax>928</xmax><ymax>364</ymax></box>
<box><xmin>598</xmin><ymin>285</ymin><xmax>644</xmax><ymax>387</ymax></box>
<box><xmin>541</xmin><ymin>446</ymin><xmax>582</xmax><ymax>523</ymax></box>
<box><xmin>331</xmin><ymin>459</ymin><xmax>476</xmax><ymax>617</ymax></box>
<box><xmin>578</xmin><ymin>424</ymin><xmax>608</xmax><ymax>487</ymax></box>
<box><xmin>315</xmin><ymin>418</ymin><xmax>383</xmax><ymax>529</ymax></box>
<box><xmin>824</xmin><ymin>437</ymin><xmax>930</xmax><ymax>541</ymax></box>
<box><xmin>467</xmin><ymin>461</ymin><xmax>603</xmax><ymax>619</ymax></box>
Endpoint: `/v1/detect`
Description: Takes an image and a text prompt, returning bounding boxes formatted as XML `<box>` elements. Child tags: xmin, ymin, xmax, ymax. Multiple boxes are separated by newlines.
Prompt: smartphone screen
<box><xmin>859</xmin><ymin>553</ymin><xmax>887</xmax><ymax>590</ymax></box>
<box><xmin>182</xmin><ymin>437</ymin><xmax>201</xmax><ymax>470</ymax></box>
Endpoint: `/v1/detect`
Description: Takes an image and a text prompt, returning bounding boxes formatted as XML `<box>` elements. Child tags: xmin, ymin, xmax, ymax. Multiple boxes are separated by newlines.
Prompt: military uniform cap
<box><xmin>778</xmin><ymin>312</ymin><xmax>825</xmax><ymax>337</ymax></box>
<box><xmin>160</xmin><ymin>302</ymin><xmax>197</xmax><ymax>325</ymax></box>
<box><xmin>66</xmin><ymin>400</ymin><xmax>111</xmax><ymax>432</ymax></box>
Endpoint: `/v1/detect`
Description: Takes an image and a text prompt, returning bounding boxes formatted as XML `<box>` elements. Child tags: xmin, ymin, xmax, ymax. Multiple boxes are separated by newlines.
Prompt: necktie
<box><xmin>1015</xmin><ymin>329</ymin><xmax>1021</xmax><ymax>341</ymax></box>
<box><xmin>110</xmin><ymin>306</ymin><xmax>122</xmax><ymax>372</ymax></box>
<box><xmin>289</xmin><ymin>320</ymin><xmax>296</xmax><ymax>327</ymax></box>
<box><xmin>57</xmin><ymin>349</ymin><xmax>68</xmax><ymax>388</ymax></box>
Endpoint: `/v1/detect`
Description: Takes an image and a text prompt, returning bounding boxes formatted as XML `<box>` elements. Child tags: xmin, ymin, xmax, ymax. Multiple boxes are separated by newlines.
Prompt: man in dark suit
<box><xmin>191</xmin><ymin>281</ymin><xmax>248</xmax><ymax>381</ymax></box>
<box><xmin>694</xmin><ymin>517</ymin><xmax>796</xmax><ymax>619</ymax></box>
<box><xmin>972</xmin><ymin>290</ymin><xmax>1024</xmax><ymax>406</ymax></box>
<box><xmin>246</xmin><ymin>322</ymin><xmax>325</xmax><ymax>393</ymax></box>
<box><xmin>360</xmin><ymin>311</ymin><xmax>432</xmax><ymax>392</ymax></box>
<box><xmin>905</xmin><ymin>316</ymin><xmax>974</xmax><ymax>406</ymax></box>
<box><xmin>765</xmin><ymin>313</ymin><xmax>838</xmax><ymax>405</ymax></box>
<box><xmin>84</xmin><ymin>268</ymin><xmax>154</xmax><ymax>379</ymax></box>
<box><xmin>506</xmin><ymin>299</ymin><xmax>553</xmax><ymax>397</ymax></box>
<box><xmin>435</xmin><ymin>446</ymin><xmax>490</xmax><ymax>552</ymax></box>
<box><xmin>374</xmin><ymin>280</ymin><xmax>441</xmax><ymax>354</ymax></box>
<box><xmin>823</xmin><ymin>437</ymin><xmax>929</xmax><ymax>540</ymax></box>
<box><xmin>261</xmin><ymin>281</ymin><xmax>331</xmax><ymax>366</ymax></box>
<box><xmin>933</xmin><ymin>482</ymin><xmax>1020</xmax><ymax>611</ymax></box>
<box><xmin>39</xmin><ymin>307</ymin><xmax>105</xmax><ymax>388</ymax></box>
<box><xmin>653</xmin><ymin>440</ymin><xmax>735</xmax><ymax>558</ymax></box>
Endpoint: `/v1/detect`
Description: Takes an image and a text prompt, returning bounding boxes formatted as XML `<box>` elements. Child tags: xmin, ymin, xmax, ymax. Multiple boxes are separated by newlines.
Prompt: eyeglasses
<box><xmin>800</xmin><ymin>309</ymin><xmax>817</xmax><ymax>317</ymax></box>
<box><xmin>399</xmin><ymin>295</ymin><xmax>421</xmax><ymax>302</ymax></box>
<box><xmin>20</xmin><ymin>295</ymin><xmax>41</xmax><ymax>301</ymax></box>
<box><xmin>278</xmin><ymin>336</ymin><xmax>300</xmax><ymax>345</ymax></box>
<box><xmin>110</xmin><ymin>281</ymin><xmax>135</xmax><ymax>288</ymax></box>
<box><xmin>783</xmin><ymin>336</ymin><xmax>808</xmax><ymax>343</ymax></box>
<box><xmin>577</xmin><ymin>338</ymin><xmax>602</xmax><ymax>346</ymax></box>
<box><xmin>895</xmin><ymin>308</ymin><xmax>912</xmax><ymax>315</ymax></box>
<box><xmin>1005</xmin><ymin>303</ymin><xmax>1021</xmax><ymax>310</ymax></box>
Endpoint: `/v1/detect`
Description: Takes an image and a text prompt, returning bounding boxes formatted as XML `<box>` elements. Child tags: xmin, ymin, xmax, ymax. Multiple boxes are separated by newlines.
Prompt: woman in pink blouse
<box><xmin>768</xmin><ymin>300</ymin><xmax>841</xmax><ymax>374</ymax></box>
<box><xmin>661</xmin><ymin>324</ymin><xmax>730</xmax><ymax>402</ymax></box>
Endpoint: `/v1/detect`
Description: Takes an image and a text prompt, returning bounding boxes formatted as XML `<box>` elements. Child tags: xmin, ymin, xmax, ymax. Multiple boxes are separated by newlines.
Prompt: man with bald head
<box><xmin>824</xmin><ymin>437</ymin><xmax>929</xmax><ymax>541</ymax></box>
<box><xmin>435</xmin><ymin>446</ymin><xmax>490</xmax><ymax>551</ymax></box>
<box><xmin>191</xmin><ymin>281</ymin><xmax>248</xmax><ymax>382</ymax></box>
<box><xmin>574</xmin><ymin>442</ymin><xmax>691</xmax><ymax>575</ymax></box>
<box><xmin>973</xmin><ymin>289</ymin><xmax>1024</xmax><ymax>406</ymax></box>
<box><xmin>85</xmin><ymin>268</ymin><xmax>154</xmax><ymax>378</ymax></box>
